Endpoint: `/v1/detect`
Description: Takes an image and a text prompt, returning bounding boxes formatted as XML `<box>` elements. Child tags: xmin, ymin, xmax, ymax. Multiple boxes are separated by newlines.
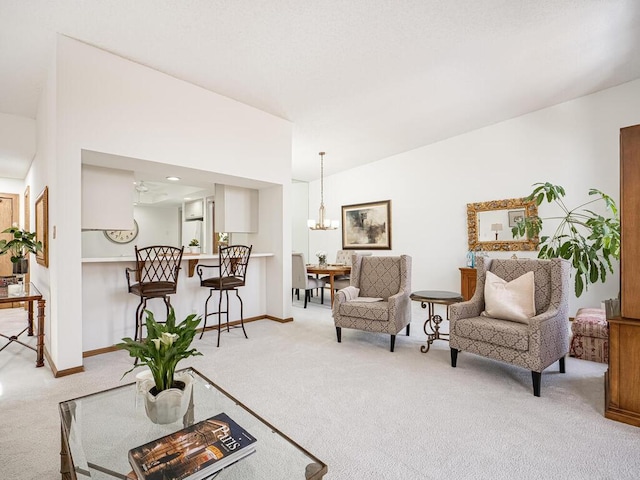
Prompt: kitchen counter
<box><xmin>82</xmin><ymin>252</ymin><xmax>273</xmax><ymax>263</ymax></box>
<box><xmin>81</xmin><ymin>252</ymin><xmax>274</xmax><ymax>351</ymax></box>
<box><xmin>83</xmin><ymin>252</ymin><xmax>273</xmax><ymax>277</ymax></box>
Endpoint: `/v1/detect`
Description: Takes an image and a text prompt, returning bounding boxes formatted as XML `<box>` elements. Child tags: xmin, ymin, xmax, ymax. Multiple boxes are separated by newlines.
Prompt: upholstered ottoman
<box><xmin>569</xmin><ymin>308</ymin><xmax>608</xmax><ymax>363</ymax></box>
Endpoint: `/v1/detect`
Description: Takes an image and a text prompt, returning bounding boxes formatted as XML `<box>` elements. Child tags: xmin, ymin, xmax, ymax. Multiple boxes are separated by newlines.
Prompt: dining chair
<box><xmin>292</xmin><ymin>252</ymin><xmax>325</xmax><ymax>308</ymax></box>
<box><xmin>321</xmin><ymin>250</ymin><xmax>371</xmax><ymax>291</ymax></box>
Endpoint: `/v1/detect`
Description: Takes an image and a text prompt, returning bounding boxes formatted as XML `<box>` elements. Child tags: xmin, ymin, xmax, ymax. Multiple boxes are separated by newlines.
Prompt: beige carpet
<box><xmin>0</xmin><ymin>302</ymin><xmax>639</xmax><ymax>479</ymax></box>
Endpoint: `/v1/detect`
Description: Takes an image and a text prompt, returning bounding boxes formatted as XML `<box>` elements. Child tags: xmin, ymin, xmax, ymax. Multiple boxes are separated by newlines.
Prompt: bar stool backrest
<box><xmin>133</xmin><ymin>245</ymin><xmax>184</xmax><ymax>291</ymax></box>
<box><xmin>219</xmin><ymin>245</ymin><xmax>252</xmax><ymax>284</ymax></box>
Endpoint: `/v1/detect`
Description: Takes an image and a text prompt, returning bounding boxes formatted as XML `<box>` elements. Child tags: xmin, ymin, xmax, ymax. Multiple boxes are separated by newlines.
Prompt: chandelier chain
<box><xmin>320</xmin><ymin>152</ymin><xmax>325</xmax><ymax>206</ymax></box>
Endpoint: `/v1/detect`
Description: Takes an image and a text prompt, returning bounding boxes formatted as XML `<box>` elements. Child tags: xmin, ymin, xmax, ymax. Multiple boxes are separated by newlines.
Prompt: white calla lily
<box><xmin>161</xmin><ymin>332</ymin><xmax>179</xmax><ymax>346</ymax></box>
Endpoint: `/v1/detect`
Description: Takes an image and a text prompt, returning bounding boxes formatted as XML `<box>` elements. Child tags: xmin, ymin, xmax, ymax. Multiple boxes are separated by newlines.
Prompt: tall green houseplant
<box><xmin>512</xmin><ymin>182</ymin><xmax>620</xmax><ymax>297</ymax></box>
<box><xmin>0</xmin><ymin>226</ymin><xmax>43</xmax><ymax>271</ymax></box>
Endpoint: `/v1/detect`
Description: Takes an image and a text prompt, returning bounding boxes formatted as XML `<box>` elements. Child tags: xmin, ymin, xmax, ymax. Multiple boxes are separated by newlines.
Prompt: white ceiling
<box><xmin>1</xmin><ymin>0</ymin><xmax>640</xmax><ymax>182</ymax></box>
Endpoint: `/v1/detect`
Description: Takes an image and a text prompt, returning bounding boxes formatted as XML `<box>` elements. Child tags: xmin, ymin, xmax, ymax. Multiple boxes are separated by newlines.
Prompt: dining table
<box><xmin>306</xmin><ymin>264</ymin><xmax>351</xmax><ymax>306</ymax></box>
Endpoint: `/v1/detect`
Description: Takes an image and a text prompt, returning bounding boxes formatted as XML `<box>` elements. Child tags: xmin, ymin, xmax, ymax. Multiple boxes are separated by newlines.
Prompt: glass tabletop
<box><xmin>0</xmin><ymin>281</ymin><xmax>42</xmax><ymax>302</ymax></box>
<box><xmin>59</xmin><ymin>367</ymin><xmax>326</xmax><ymax>479</ymax></box>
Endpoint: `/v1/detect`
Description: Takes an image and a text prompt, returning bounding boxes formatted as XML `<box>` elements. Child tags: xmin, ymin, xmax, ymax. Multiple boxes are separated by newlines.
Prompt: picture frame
<box><xmin>508</xmin><ymin>209</ymin><xmax>525</xmax><ymax>228</ymax></box>
<box><xmin>35</xmin><ymin>186</ymin><xmax>48</xmax><ymax>267</ymax></box>
<box><xmin>341</xmin><ymin>200</ymin><xmax>391</xmax><ymax>250</ymax></box>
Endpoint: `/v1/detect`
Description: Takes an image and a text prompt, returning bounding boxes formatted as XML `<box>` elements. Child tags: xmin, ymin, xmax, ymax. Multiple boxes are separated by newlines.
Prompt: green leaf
<box><xmin>117</xmin><ymin>306</ymin><xmax>202</xmax><ymax>391</ymax></box>
<box><xmin>522</xmin><ymin>181</ymin><xmax>619</xmax><ymax>297</ymax></box>
<box><xmin>575</xmin><ymin>274</ymin><xmax>584</xmax><ymax>298</ymax></box>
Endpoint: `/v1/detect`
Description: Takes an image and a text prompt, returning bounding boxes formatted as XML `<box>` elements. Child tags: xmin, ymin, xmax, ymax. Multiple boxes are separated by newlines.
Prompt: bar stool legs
<box><xmin>200</xmin><ymin>288</ymin><xmax>248</xmax><ymax>347</ymax></box>
<box><xmin>134</xmin><ymin>297</ymin><xmax>172</xmax><ymax>343</ymax></box>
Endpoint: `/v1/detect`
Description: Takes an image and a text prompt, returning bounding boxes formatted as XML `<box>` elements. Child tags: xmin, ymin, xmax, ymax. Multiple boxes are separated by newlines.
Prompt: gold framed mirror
<box><xmin>467</xmin><ymin>197</ymin><xmax>538</xmax><ymax>252</ymax></box>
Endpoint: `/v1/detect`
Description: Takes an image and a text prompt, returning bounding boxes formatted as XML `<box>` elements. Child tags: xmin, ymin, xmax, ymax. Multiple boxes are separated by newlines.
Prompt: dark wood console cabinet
<box><xmin>605</xmin><ymin>124</ymin><xmax>640</xmax><ymax>427</ymax></box>
<box><xmin>459</xmin><ymin>267</ymin><xmax>477</xmax><ymax>301</ymax></box>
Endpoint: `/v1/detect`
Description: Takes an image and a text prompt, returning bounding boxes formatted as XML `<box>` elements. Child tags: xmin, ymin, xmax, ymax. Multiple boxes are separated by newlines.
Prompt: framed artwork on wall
<box><xmin>35</xmin><ymin>186</ymin><xmax>48</xmax><ymax>267</ymax></box>
<box><xmin>341</xmin><ymin>200</ymin><xmax>391</xmax><ymax>250</ymax></box>
<box><xmin>508</xmin><ymin>209</ymin><xmax>525</xmax><ymax>228</ymax></box>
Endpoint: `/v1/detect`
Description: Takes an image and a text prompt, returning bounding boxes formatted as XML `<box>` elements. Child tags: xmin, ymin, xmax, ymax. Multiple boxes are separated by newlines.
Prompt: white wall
<box><xmin>34</xmin><ymin>35</ymin><xmax>292</xmax><ymax>370</ymax></box>
<box><xmin>0</xmin><ymin>113</ymin><xmax>36</xmax><ymax>179</ymax></box>
<box><xmin>0</xmin><ymin>178</ymin><xmax>25</xmax><ymax>194</ymax></box>
<box><xmin>291</xmin><ymin>181</ymin><xmax>309</xmax><ymax>258</ymax></box>
<box><xmin>308</xmin><ymin>79</ymin><xmax>640</xmax><ymax>315</ymax></box>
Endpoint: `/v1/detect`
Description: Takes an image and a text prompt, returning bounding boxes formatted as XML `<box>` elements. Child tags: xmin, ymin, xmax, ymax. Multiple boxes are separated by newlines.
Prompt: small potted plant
<box><xmin>188</xmin><ymin>238</ymin><xmax>200</xmax><ymax>254</ymax></box>
<box><xmin>117</xmin><ymin>308</ymin><xmax>202</xmax><ymax>424</ymax></box>
<box><xmin>316</xmin><ymin>250</ymin><xmax>327</xmax><ymax>267</ymax></box>
<box><xmin>0</xmin><ymin>226</ymin><xmax>43</xmax><ymax>275</ymax></box>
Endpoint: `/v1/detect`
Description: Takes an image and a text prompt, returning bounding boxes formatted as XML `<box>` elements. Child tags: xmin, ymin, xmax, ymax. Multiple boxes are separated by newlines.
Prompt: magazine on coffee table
<box><xmin>128</xmin><ymin>412</ymin><xmax>257</xmax><ymax>480</ymax></box>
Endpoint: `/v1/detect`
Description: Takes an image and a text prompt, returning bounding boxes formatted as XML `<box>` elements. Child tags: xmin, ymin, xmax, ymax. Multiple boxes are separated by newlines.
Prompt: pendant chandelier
<box><xmin>308</xmin><ymin>152</ymin><xmax>339</xmax><ymax>230</ymax></box>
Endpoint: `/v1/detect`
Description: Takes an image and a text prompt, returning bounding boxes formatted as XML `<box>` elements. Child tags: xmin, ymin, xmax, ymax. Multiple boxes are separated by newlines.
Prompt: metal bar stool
<box><xmin>196</xmin><ymin>244</ymin><xmax>252</xmax><ymax>347</ymax></box>
<box><xmin>125</xmin><ymin>245</ymin><xmax>184</xmax><ymax>342</ymax></box>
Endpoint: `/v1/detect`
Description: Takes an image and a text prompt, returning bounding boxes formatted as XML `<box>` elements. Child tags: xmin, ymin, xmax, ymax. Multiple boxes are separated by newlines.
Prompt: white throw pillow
<box><xmin>482</xmin><ymin>270</ymin><xmax>535</xmax><ymax>323</ymax></box>
<box><xmin>341</xmin><ymin>286</ymin><xmax>360</xmax><ymax>301</ymax></box>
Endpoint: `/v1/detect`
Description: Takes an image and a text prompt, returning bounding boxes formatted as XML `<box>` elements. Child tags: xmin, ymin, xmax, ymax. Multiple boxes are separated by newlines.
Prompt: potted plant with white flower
<box><xmin>117</xmin><ymin>308</ymin><xmax>202</xmax><ymax>424</ymax></box>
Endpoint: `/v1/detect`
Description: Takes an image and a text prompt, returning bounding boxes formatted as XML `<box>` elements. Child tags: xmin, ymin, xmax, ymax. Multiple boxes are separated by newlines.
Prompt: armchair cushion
<box><xmin>453</xmin><ymin>316</ymin><xmax>529</xmax><ymax>351</ymax></box>
<box><xmin>339</xmin><ymin>301</ymin><xmax>389</xmax><ymax>321</ymax></box>
<box><xmin>482</xmin><ymin>271</ymin><xmax>535</xmax><ymax>324</ymax></box>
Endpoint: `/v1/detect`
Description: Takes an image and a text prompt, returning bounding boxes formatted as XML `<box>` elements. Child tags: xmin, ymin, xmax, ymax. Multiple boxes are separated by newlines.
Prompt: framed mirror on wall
<box><xmin>35</xmin><ymin>186</ymin><xmax>49</xmax><ymax>267</ymax></box>
<box><xmin>467</xmin><ymin>197</ymin><xmax>538</xmax><ymax>252</ymax></box>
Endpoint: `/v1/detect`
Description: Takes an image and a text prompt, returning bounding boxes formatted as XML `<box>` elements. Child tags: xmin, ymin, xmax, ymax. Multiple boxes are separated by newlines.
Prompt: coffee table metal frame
<box><xmin>410</xmin><ymin>290</ymin><xmax>464</xmax><ymax>353</ymax></box>
<box><xmin>59</xmin><ymin>367</ymin><xmax>327</xmax><ymax>479</ymax></box>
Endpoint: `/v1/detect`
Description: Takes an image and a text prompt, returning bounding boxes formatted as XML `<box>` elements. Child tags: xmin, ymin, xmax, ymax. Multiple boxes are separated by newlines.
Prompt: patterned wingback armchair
<box><xmin>332</xmin><ymin>254</ymin><xmax>412</xmax><ymax>352</ymax></box>
<box><xmin>449</xmin><ymin>256</ymin><xmax>571</xmax><ymax>397</ymax></box>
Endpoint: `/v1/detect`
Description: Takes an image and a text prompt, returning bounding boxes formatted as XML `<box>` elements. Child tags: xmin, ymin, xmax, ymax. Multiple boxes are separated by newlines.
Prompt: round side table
<box><xmin>410</xmin><ymin>290</ymin><xmax>464</xmax><ymax>353</ymax></box>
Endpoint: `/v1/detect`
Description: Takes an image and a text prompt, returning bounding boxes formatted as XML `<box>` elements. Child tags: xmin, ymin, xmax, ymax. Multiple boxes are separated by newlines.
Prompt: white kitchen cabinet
<box><xmin>82</xmin><ymin>165</ymin><xmax>134</xmax><ymax>230</ymax></box>
<box><xmin>184</xmin><ymin>199</ymin><xmax>204</xmax><ymax>220</ymax></box>
<box><xmin>214</xmin><ymin>184</ymin><xmax>258</xmax><ymax>233</ymax></box>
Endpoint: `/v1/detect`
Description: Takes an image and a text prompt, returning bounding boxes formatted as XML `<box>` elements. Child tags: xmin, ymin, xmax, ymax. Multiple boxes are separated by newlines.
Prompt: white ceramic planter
<box><xmin>140</xmin><ymin>371</ymin><xmax>193</xmax><ymax>424</ymax></box>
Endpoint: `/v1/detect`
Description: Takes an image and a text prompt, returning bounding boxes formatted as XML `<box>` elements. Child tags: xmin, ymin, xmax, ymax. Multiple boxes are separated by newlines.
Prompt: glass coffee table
<box><xmin>59</xmin><ymin>367</ymin><xmax>327</xmax><ymax>479</ymax></box>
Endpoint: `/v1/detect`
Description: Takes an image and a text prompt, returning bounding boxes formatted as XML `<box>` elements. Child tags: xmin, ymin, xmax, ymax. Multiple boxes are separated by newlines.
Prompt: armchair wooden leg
<box><xmin>450</xmin><ymin>348</ymin><xmax>458</xmax><ymax>367</ymax></box>
<box><xmin>405</xmin><ymin>324</ymin><xmax>410</xmax><ymax>336</ymax></box>
<box><xmin>559</xmin><ymin>356</ymin><xmax>566</xmax><ymax>373</ymax></box>
<box><xmin>304</xmin><ymin>290</ymin><xmax>309</xmax><ymax>308</ymax></box>
<box><xmin>336</xmin><ymin>327</ymin><xmax>341</xmax><ymax>343</ymax></box>
<box><xmin>531</xmin><ymin>371</ymin><xmax>541</xmax><ymax>397</ymax></box>
<box><xmin>390</xmin><ymin>335</ymin><xmax>396</xmax><ymax>352</ymax></box>
<box><xmin>320</xmin><ymin>287</ymin><xmax>324</xmax><ymax>305</ymax></box>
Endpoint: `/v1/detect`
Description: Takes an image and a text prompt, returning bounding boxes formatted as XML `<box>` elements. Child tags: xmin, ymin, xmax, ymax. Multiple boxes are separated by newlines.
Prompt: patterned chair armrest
<box><xmin>388</xmin><ymin>289</ymin><xmax>411</xmax><ymax>329</ymax></box>
<box><xmin>449</xmin><ymin>297</ymin><xmax>483</xmax><ymax>321</ymax></box>
<box><xmin>332</xmin><ymin>288</ymin><xmax>349</xmax><ymax>316</ymax></box>
<box><xmin>387</xmin><ymin>289</ymin><xmax>409</xmax><ymax>307</ymax></box>
<box><xmin>528</xmin><ymin>307</ymin><xmax>562</xmax><ymax>327</ymax></box>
